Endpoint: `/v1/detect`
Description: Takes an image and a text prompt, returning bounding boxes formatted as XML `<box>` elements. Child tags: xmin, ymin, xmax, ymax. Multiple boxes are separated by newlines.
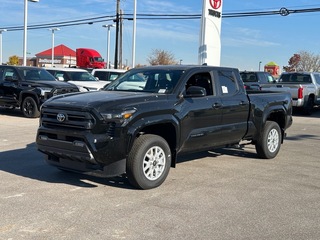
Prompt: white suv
<box><xmin>91</xmin><ymin>68</ymin><xmax>126</xmax><ymax>84</ymax></box>
<box><xmin>45</xmin><ymin>67</ymin><xmax>108</xmax><ymax>91</ymax></box>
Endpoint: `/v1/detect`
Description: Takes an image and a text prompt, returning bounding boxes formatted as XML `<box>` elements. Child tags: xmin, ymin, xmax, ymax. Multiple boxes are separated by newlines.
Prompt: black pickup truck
<box><xmin>36</xmin><ymin>65</ymin><xmax>292</xmax><ymax>189</ymax></box>
<box><xmin>0</xmin><ymin>65</ymin><xmax>79</xmax><ymax>118</ymax></box>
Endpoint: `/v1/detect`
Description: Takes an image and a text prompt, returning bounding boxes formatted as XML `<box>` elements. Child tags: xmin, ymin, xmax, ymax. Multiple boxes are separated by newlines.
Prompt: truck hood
<box><xmin>27</xmin><ymin>80</ymin><xmax>77</xmax><ymax>89</ymax></box>
<box><xmin>43</xmin><ymin>90</ymin><xmax>168</xmax><ymax>111</ymax></box>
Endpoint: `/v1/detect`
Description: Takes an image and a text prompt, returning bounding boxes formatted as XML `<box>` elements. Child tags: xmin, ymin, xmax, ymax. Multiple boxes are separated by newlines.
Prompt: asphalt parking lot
<box><xmin>1</xmin><ymin>108</ymin><xmax>320</xmax><ymax>240</ymax></box>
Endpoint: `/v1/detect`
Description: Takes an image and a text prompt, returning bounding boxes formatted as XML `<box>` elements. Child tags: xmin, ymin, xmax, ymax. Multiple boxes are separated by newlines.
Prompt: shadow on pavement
<box><xmin>0</xmin><ymin>142</ymin><xmax>134</xmax><ymax>190</ymax></box>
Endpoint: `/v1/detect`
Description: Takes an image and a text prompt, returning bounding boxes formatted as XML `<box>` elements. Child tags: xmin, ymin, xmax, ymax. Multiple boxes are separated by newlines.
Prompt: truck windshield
<box><xmin>19</xmin><ymin>68</ymin><xmax>57</xmax><ymax>81</ymax></box>
<box><xmin>105</xmin><ymin>69</ymin><xmax>184</xmax><ymax>93</ymax></box>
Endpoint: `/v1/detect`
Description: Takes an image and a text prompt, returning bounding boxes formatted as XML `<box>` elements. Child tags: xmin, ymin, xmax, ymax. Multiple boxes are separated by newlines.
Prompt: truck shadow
<box><xmin>1</xmin><ymin>142</ymin><xmax>261</xmax><ymax>190</ymax></box>
<box><xmin>2</xmin><ymin>136</ymin><xmax>312</xmax><ymax>190</ymax></box>
<box><xmin>0</xmin><ymin>142</ymin><xmax>134</xmax><ymax>190</ymax></box>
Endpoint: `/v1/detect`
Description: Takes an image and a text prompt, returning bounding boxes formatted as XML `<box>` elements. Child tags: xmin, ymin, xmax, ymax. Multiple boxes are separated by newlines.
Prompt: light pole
<box><xmin>0</xmin><ymin>29</ymin><xmax>7</xmax><ymax>64</ymax></box>
<box><xmin>23</xmin><ymin>0</ymin><xmax>39</xmax><ymax>66</ymax></box>
<box><xmin>132</xmin><ymin>0</ymin><xmax>137</xmax><ymax>68</ymax></box>
<box><xmin>102</xmin><ymin>24</ymin><xmax>115</xmax><ymax>69</ymax></box>
<box><xmin>49</xmin><ymin>28</ymin><xmax>60</xmax><ymax>67</ymax></box>
<box><xmin>259</xmin><ymin>61</ymin><xmax>262</xmax><ymax>71</ymax></box>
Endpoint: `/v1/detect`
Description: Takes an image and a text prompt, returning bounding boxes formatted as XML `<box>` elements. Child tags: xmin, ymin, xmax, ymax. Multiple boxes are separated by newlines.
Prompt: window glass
<box><xmin>185</xmin><ymin>72</ymin><xmax>213</xmax><ymax>96</ymax></box>
<box><xmin>218</xmin><ymin>70</ymin><xmax>237</xmax><ymax>95</ymax></box>
<box><xmin>314</xmin><ymin>74</ymin><xmax>320</xmax><ymax>85</ymax></box>
<box><xmin>106</xmin><ymin>69</ymin><xmax>184</xmax><ymax>93</ymax></box>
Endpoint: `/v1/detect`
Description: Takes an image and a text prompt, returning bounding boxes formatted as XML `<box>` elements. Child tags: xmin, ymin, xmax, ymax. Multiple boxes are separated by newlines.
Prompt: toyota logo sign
<box><xmin>57</xmin><ymin>113</ymin><xmax>66</xmax><ymax>122</ymax></box>
<box><xmin>210</xmin><ymin>0</ymin><xmax>222</xmax><ymax>10</ymax></box>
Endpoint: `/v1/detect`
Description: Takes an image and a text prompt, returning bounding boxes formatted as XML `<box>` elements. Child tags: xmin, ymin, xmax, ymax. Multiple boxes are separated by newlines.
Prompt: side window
<box><xmin>314</xmin><ymin>74</ymin><xmax>320</xmax><ymax>85</ymax></box>
<box><xmin>266</xmin><ymin>74</ymin><xmax>274</xmax><ymax>83</ymax></box>
<box><xmin>3</xmin><ymin>68</ymin><xmax>18</xmax><ymax>81</ymax></box>
<box><xmin>185</xmin><ymin>72</ymin><xmax>214</xmax><ymax>96</ymax></box>
<box><xmin>55</xmin><ymin>72</ymin><xmax>65</xmax><ymax>80</ymax></box>
<box><xmin>218</xmin><ymin>70</ymin><xmax>238</xmax><ymax>96</ymax></box>
<box><xmin>257</xmin><ymin>72</ymin><xmax>267</xmax><ymax>83</ymax></box>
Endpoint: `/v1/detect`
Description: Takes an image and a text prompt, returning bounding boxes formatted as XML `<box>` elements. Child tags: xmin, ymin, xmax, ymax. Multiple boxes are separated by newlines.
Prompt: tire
<box><xmin>22</xmin><ymin>96</ymin><xmax>40</xmax><ymax>118</ymax></box>
<box><xmin>255</xmin><ymin>121</ymin><xmax>281</xmax><ymax>159</ymax></box>
<box><xmin>126</xmin><ymin>134</ymin><xmax>171</xmax><ymax>190</ymax></box>
<box><xmin>303</xmin><ymin>97</ymin><xmax>314</xmax><ymax>115</ymax></box>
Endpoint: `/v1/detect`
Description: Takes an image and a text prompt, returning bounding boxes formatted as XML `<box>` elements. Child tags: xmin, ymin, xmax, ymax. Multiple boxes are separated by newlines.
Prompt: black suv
<box><xmin>0</xmin><ymin>65</ymin><xmax>79</xmax><ymax>118</ymax></box>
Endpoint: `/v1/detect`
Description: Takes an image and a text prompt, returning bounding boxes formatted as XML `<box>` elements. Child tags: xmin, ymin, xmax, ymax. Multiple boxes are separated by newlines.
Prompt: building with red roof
<box><xmin>35</xmin><ymin>44</ymin><xmax>76</xmax><ymax>67</ymax></box>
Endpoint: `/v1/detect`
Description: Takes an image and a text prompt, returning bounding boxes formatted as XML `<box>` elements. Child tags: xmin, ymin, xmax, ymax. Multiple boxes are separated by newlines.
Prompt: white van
<box><xmin>45</xmin><ymin>67</ymin><xmax>108</xmax><ymax>92</ymax></box>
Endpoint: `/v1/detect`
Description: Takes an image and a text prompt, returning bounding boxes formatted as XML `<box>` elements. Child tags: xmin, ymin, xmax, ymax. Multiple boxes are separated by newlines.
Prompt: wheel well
<box><xmin>267</xmin><ymin>111</ymin><xmax>286</xmax><ymax>141</ymax></box>
<box><xmin>20</xmin><ymin>93</ymin><xmax>40</xmax><ymax>109</ymax></box>
<box><xmin>137</xmin><ymin>123</ymin><xmax>177</xmax><ymax>167</ymax></box>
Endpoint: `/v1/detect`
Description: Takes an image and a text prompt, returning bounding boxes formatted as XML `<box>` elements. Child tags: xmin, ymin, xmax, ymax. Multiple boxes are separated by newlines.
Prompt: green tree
<box><xmin>147</xmin><ymin>49</ymin><xmax>177</xmax><ymax>65</ymax></box>
<box><xmin>8</xmin><ymin>55</ymin><xmax>19</xmax><ymax>65</ymax></box>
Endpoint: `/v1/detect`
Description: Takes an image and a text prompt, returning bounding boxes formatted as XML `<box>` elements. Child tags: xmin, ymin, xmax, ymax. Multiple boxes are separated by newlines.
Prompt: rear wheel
<box><xmin>303</xmin><ymin>96</ymin><xmax>314</xmax><ymax>115</ymax></box>
<box><xmin>126</xmin><ymin>134</ymin><xmax>171</xmax><ymax>189</ymax></box>
<box><xmin>22</xmin><ymin>96</ymin><xmax>40</xmax><ymax>118</ymax></box>
<box><xmin>255</xmin><ymin>121</ymin><xmax>281</xmax><ymax>159</ymax></box>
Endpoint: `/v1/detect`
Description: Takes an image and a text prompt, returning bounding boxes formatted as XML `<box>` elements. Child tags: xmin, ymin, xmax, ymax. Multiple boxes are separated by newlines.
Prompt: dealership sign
<box><xmin>198</xmin><ymin>0</ymin><xmax>223</xmax><ymax>66</ymax></box>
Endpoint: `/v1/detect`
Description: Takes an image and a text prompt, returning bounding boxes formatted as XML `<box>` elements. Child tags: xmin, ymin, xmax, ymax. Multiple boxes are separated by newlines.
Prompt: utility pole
<box><xmin>119</xmin><ymin>9</ymin><xmax>123</xmax><ymax>69</ymax></box>
<box><xmin>114</xmin><ymin>0</ymin><xmax>120</xmax><ymax>69</ymax></box>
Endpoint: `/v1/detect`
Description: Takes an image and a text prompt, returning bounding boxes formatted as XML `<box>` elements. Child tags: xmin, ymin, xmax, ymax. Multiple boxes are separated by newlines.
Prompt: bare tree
<box><xmin>284</xmin><ymin>51</ymin><xmax>320</xmax><ymax>72</ymax></box>
<box><xmin>147</xmin><ymin>49</ymin><xmax>177</xmax><ymax>65</ymax></box>
<box><xmin>298</xmin><ymin>51</ymin><xmax>320</xmax><ymax>72</ymax></box>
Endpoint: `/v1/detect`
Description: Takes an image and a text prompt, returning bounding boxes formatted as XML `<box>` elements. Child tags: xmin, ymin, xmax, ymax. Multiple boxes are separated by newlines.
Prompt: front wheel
<box><xmin>255</xmin><ymin>121</ymin><xmax>281</xmax><ymax>159</ymax></box>
<box><xmin>126</xmin><ymin>134</ymin><xmax>171</xmax><ymax>190</ymax></box>
<box><xmin>22</xmin><ymin>96</ymin><xmax>40</xmax><ymax>118</ymax></box>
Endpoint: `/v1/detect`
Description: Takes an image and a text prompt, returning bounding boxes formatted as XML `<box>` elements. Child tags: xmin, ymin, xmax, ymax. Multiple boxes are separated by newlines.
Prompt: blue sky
<box><xmin>0</xmin><ymin>0</ymin><xmax>320</xmax><ymax>71</ymax></box>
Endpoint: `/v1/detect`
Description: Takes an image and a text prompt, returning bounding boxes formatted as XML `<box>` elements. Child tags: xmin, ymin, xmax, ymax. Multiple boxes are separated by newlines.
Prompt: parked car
<box><xmin>45</xmin><ymin>67</ymin><xmax>108</xmax><ymax>91</ymax></box>
<box><xmin>0</xmin><ymin>65</ymin><xmax>79</xmax><ymax>118</ymax></box>
<box><xmin>91</xmin><ymin>68</ymin><xmax>126</xmax><ymax>84</ymax></box>
<box><xmin>261</xmin><ymin>71</ymin><xmax>320</xmax><ymax>115</ymax></box>
<box><xmin>36</xmin><ymin>65</ymin><xmax>292</xmax><ymax>189</ymax></box>
<box><xmin>240</xmin><ymin>71</ymin><xmax>275</xmax><ymax>90</ymax></box>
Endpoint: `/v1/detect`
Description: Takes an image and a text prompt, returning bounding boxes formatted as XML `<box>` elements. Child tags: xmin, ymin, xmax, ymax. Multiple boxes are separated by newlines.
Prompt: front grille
<box><xmin>41</xmin><ymin>109</ymin><xmax>95</xmax><ymax>130</ymax></box>
<box><xmin>53</xmin><ymin>87</ymin><xmax>79</xmax><ymax>96</ymax></box>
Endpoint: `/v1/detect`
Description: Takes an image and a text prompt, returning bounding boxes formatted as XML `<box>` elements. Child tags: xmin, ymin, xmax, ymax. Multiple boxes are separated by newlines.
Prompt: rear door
<box><xmin>215</xmin><ymin>69</ymin><xmax>250</xmax><ymax>144</ymax></box>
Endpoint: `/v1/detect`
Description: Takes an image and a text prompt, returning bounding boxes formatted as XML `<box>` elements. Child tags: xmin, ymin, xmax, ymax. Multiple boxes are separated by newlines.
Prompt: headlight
<box><xmin>101</xmin><ymin>109</ymin><xmax>137</xmax><ymax>122</ymax></box>
<box><xmin>37</xmin><ymin>87</ymin><xmax>53</xmax><ymax>96</ymax></box>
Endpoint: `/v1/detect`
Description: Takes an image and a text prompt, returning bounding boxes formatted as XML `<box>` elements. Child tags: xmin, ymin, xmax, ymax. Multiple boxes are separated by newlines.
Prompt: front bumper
<box><xmin>36</xmin><ymin>126</ymin><xmax>128</xmax><ymax>177</ymax></box>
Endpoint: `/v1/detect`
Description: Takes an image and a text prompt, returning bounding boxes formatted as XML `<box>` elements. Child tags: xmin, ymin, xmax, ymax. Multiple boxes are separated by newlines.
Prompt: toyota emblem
<box><xmin>210</xmin><ymin>0</ymin><xmax>222</xmax><ymax>10</ymax></box>
<box><xmin>57</xmin><ymin>113</ymin><xmax>66</xmax><ymax>122</ymax></box>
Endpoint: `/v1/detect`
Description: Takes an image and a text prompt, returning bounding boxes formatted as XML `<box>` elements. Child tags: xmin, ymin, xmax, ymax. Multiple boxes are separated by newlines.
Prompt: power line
<box><xmin>1</xmin><ymin>7</ymin><xmax>320</xmax><ymax>31</ymax></box>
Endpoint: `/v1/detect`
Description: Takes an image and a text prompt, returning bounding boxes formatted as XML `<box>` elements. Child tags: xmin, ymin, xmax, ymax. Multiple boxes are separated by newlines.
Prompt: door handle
<box><xmin>212</xmin><ymin>102</ymin><xmax>222</xmax><ymax>108</ymax></box>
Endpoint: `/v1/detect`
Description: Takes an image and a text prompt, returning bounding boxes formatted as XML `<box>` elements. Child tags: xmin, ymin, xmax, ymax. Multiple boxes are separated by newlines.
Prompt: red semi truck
<box><xmin>76</xmin><ymin>48</ymin><xmax>106</xmax><ymax>69</ymax></box>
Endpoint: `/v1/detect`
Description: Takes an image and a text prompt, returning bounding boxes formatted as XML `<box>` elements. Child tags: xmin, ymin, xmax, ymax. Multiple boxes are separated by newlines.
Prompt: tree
<box><xmin>8</xmin><ymin>55</ymin><xmax>19</xmax><ymax>65</ymax></box>
<box><xmin>147</xmin><ymin>49</ymin><xmax>177</xmax><ymax>65</ymax></box>
<box><xmin>298</xmin><ymin>51</ymin><xmax>320</xmax><ymax>72</ymax></box>
<box><xmin>284</xmin><ymin>51</ymin><xmax>320</xmax><ymax>72</ymax></box>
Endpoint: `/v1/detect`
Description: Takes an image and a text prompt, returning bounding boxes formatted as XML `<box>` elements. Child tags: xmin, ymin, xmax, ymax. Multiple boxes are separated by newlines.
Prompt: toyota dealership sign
<box><xmin>199</xmin><ymin>0</ymin><xmax>223</xmax><ymax>66</ymax></box>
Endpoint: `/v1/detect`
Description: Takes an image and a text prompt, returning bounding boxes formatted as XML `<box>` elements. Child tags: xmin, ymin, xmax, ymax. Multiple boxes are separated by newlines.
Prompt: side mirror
<box><xmin>185</xmin><ymin>86</ymin><xmax>207</xmax><ymax>97</ymax></box>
